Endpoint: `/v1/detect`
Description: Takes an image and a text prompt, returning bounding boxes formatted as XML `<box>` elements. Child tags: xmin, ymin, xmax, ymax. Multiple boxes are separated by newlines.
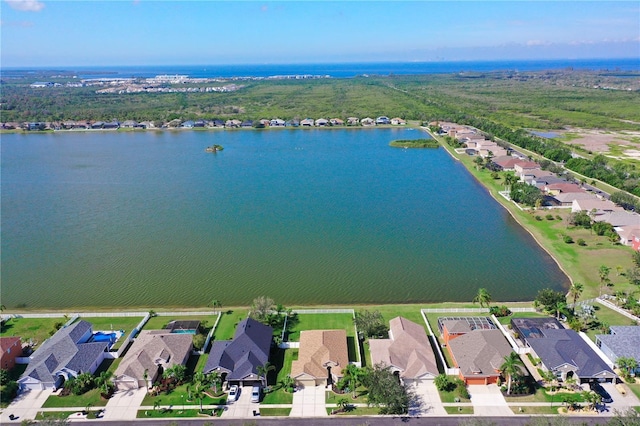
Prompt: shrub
<box><xmin>563</xmin><ymin>235</ymin><xmax>574</xmax><ymax>244</ymax></box>
<box><xmin>535</xmin><ymin>215</ymin><xmax>542</xmax><ymax>221</ymax></box>
<box><xmin>454</xmin><ymin>379</ymin><xmax>470</xmax><ymax>400</ymax></box>
<box><xmin>555</xmin><ymin>215</ymin><xmax>562</xmax><ymax>220</ymax></box>
<box><xmin>489</xmin><ymin>305</ymin><xmax>512</xmax><ymax>317</ymax></box>
<box><xmin>546</xmin><ymin>214</ymin><xmax>554</xmax><ymax>220</ymax></box>
<box><xmin>435</xmin><ymin>374</ymin><xmax>454</xmax><ymax>392</ymax></box>
<box><xmin>577</xmin><ymin>238</ymin><xmax>586</xmax><ymax>246</ymax></box>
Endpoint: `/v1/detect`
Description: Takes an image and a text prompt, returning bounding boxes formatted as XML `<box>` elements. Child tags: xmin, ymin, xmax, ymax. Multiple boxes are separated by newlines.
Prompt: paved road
<box><xmin>19</xmin><ymin>416</ymin><xmax>611</xmax><ymax>425</ymax></box>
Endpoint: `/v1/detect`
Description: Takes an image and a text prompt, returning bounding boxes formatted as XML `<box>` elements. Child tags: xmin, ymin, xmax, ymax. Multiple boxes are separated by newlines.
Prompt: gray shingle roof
<box><xmin>204</xmin><ymin>318</ymin><xmax>272</xmax><ymax>381</ymax></box>
<box><xmin>596</xmin><ymin>326</ymin><xmax>640</xmax><ymax>361</ymax></box>
<box><xmin>20</xmin><ymin>320</ymin><xmax>107</xmax><ymax>386</ymax></box>
<box><xmin>528</xmin><ymin>329</ymin><xmax>615</xmax><ymax>380</ymax></box>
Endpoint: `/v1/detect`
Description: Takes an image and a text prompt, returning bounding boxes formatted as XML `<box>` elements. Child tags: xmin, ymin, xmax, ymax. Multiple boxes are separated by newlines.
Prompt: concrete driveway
<box><xmin>598</xmin><ymin>382</ymin><xmax>640</xmax><ymax>414</ymax></box>
<box><xmin>290</xmin><ymin>385</ymin><xmax>327</xmax><ymax>417</ymax></box>
<box><xmin>408</xmin><ymin>381</ymin><xmax>447</xmax><ymax>416</ymax></box>
<box><xmin>0</xmin><ymin>388</ymin><xmax>52</xmax><ymax>423</ymax></box>
<box><xmin>102</xmin><ymin>387</ymin><xmax>147</xmax><ymax>420</ymax></box>
<box><xmin>468</xmin><ymin>384</ymin><xmax>513</xmax><ymax>416</ymax></box>
<box><xmin>221</xmin><ymin>385</ymin><xmax>257</xmax><ymax>418</ymax></box>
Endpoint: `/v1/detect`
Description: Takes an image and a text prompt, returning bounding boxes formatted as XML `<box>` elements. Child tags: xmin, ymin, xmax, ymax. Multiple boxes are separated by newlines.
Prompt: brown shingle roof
<box><xmin>291</xmin><ymin>330</ymin><xmax>348</xmax><ymax>380</ymax></box>
<box><xmin>448</xmin><ymin>329</ymin><xmax>512</xmax><ymax>378</ymax></box>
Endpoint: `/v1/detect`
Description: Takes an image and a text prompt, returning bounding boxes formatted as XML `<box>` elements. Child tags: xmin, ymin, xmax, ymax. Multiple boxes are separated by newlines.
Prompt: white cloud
<box><xmin>0</xmin><ymin>19</ymin><xmax>34</xmax><ymax>27</ymax></box>
<box><xmin>525</xmin><ymin>40</ymin><xmax>551</xmax><ymax>46</ymax></box>
<box><xmin>4</xmin><ymin>0</ymin><xmax>45</xmax><ymax>12</ymax></box>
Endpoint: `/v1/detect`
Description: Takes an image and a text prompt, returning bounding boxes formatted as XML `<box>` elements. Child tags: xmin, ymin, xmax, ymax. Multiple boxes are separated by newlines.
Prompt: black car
<box><xmin>590</xmin><ymin>382</ymin><xmax>613</xmax><ymax>403</ymax></box>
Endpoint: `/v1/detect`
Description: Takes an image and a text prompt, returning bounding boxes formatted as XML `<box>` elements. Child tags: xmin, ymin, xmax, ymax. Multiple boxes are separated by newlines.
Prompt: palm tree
<box><xmin>568</xmin><ymin>282</ymin><xmax>584</xmax><ymax>311</ymax></box>
<box><xmin>209</xmin><ymin>299</ymin><xmax>222</xmax><ymax>313</ymax></box>
<box><xmin>257</xmin><ymin>362</ymin><xmax>275</xmax><ymax>388</ymax></box>
<box><xmin>280</xmin><ymin>374</ymin><xmax>295</xmax><ymax>392</ymax></box>
<box><xmin>500</xmin><ymin>352</ymin><xmax>525</xmax><ymax>395</ymax></box>
<box><xmin>208</xmin><ymin>371</ymin><xmax>222</xmax><ymax>394</ymax></box>
<box><xmin>342</xmin><ymin>364</ymin><xmax>362</xmax><ymax>398</ymax></box>
<box><xmin>502</xmin><ymin>172</ymin><xmax>518</xmax><ymax>192</ymax></box>
<box><xmin>617</xmin><ymin>357</ymin><xmax>638</xmax><ymax>379</ymax></box>
<box><xmin>554</xmin><ymin>300</ymin><xmax>567</xmax><ymax>320</ymax></box>
<box><xmin>614</xmin><ymin>290</ymin><xmax>626</xmax><ymax>307</ymax></box>
<box><xmin>598</xmin><ymin>265</ymin><xmax>611</xmax><ymax>296</ymax></box>
<box><xmin>472</xmin><ymin>288</ymin><xmax>492</xmax><ymax>308</ymax></box>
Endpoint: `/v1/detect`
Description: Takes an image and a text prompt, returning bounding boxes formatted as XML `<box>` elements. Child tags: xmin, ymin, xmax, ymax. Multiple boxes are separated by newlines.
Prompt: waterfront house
<box><xmin>121</xmin><ymin>120</ymin><xmax>137</xmax><ymax>128</ymax></box>
<box><xmin>391</xmin><ymin>118</ymin><xmax>406</xmax><ymax>125</ymax></box>
<box><xmin>290</xmin><ymin>329</ymin><xmax>348</xmax><ymax>388</ymax></box>
<box><xmin>512</xmin><ymin>318</ymin><xmax>616</xmax><ymax>383</ymax></box>
<box><xmin>315</xmin><ymin>118</ymin><xmax>329</xmax><ymax>127</ymax></box>
<box><xmin>447</xmin><ymin>329</ymin><xmax>513</xmax><ymax>385</ymax></box>
<box><xmin>544</xmin><ymin>182</ymin><xmax>583</xmax><ymax>196</ymax></box>
<box><xmin>194</xmin><ymin>120</ymin><xmax>206</xmax><ymax>128</ymax></box>
<box><xmin>571</xmin><ymin>199</ymin><xmax>623</xmax><ymax>215</ymax></box>
<box><xmin>513</xmin><ymin>161</ymin><xmax>540</xmax><ymax>178</ymax></box>
<box><xmin>369</xmin><ymin>317</ymin><xmax>438</xmax><ymax>384</ymax></box>
<box><xmin>203</xmin><ymin>318</ymin><xmax>272</xmax><ymax>387</ymax></box>
<box><xmin>330</xmin><ymin>118</ymin><xmax>344</xmax><ymax>126</ymax></box>
<box><xmin>270</xmin><ymin>118</ymin><xmax>285</xmax><ymax>127</ymax></box>
<box><xmin>596</xmin><ymin>326</ymin><xmax>640</xmax><ymax>375</ymax></box>
<box><xmin>240</xmin><ymin>120</ymin><xmax>253</xmax><ymax>128</ymax></box>
<box><xmin>438</xmin><ymin>316</ymin><xmax>497</xmax><ymax>345</ymax></box>
<box><xmin>376</xmin><ymin>116</ymin><xmax>390</xmax><ymax>125</ymax></box>
<box><xmin>211</xmin><ymin>119</ymin><xmax>225</xmax><ymax>128</ymax></box>
<box><xmin>552</xmin><ymin>192</ymin><xmax>598</xmax><ymax>207</ymax></box>
<box><xmin>361</xmin><ymin>117</ymin><xmax>375</xmax><ymax>126</ymax></box>
<box><xmin>181</xmin><ymin>120</ymin><xmax>195</xmax><ymax>128</ymax></box>
<box><xmin>226</xmin><ymin>119</ymin><xmax>242</xmax><ymax>128</ymax></box>
<box><xmin>18</xmin><ymin>321</ymin><xmax>108</xmax><ymax>391</ymax></box>
<box><xmin>300</xmin><ymin>118</ymin><xmax>314</xmax><ymax>127</ymax></box>
<box><xmin>0</xmin><ymin>337</ymin><xmax>22</xmax><ymax>371</ymax></box>
<box><xmin>346</xmin><ymin>117</ymin><xmax>360</xmax><ymax>126</ymax></box>
<box><xmin>114</xmin><ymin>330</ymin><xmax>192</xmax><ymax>390</ymax></box>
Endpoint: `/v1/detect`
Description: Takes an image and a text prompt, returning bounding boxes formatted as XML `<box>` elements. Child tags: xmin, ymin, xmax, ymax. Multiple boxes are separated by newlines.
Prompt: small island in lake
<box><xmin>389</xmin><ymin>139</ymin><xmax>439</xmax><ymax>148</ymax></box>
<box><xmin>205</xmin><ymin>144</ymin><xmax>224</xmax><ymax>153</ymax></box>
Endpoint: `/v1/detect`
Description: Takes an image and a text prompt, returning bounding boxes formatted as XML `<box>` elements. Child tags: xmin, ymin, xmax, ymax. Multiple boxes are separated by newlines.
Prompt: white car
<box><xmin>228</xmin><ymin>385</ymin><xmax>239</xmax><ymax>403</ymax></box>
<box><xmin>251</xmin><ymin>385</ymin><xmax>261</xmax><ymax>403</ymax></box>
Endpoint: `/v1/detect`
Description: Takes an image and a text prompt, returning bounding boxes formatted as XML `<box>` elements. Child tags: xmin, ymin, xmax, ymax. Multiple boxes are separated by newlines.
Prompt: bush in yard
<box><xmin>489</xmin><ymin>305</ymin><xmax>512</xmax><ymax>317</ymax></box>
<box><xmin>435</xmin><ymin>374</ymin><xmax>454</xmax><ymax>392</ymax></box>
<box><xmin>563</xmin><ymin>235</ymin><xmax>574</xmax><ymax>244</ymax></box>
<box><xmin>546</xmin><ymin>214</ymin><xmax>554</xmax><ymax>220</ymax></box>
<box><xmin>453</xmin><ymin>378</ymin><xmax>470</xmax><ymax>399</ymax></box>
<box><xmin>577</xmin><ymin>238</ymin><xmax>586</xmax><ymax>246</ymax></box>
<box><xmin>535</xmin><ymin>215</ymin><xmax>542</xmax><ymax>221</ymax></box>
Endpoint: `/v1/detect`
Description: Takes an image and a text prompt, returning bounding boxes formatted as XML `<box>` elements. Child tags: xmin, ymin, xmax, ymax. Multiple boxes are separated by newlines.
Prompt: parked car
<box><xmin>590</xmin><ymin>382</ymin><xmax>613</xmax><ymax>403</ymax></box>
<box><xmin>251</xmin><ymin>385</ymin><xmax>261</xmax><ymax>403</ymax></box>
<box><xmin>228</xmin><ymin>385</ymin><xmax>239</xmax><ymax>403</ymax></box>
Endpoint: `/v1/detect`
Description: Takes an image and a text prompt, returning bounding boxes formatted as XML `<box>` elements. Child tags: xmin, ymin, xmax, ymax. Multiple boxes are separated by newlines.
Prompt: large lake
<box><xmin>1</xmin><ymin>128</ymin><xmax>568</xmax><ymax>309</ymax></box>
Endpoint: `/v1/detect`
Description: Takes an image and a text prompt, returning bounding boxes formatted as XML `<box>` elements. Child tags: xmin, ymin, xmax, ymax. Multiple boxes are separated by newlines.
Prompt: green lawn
<box><xmin>584</xmin><ymin>303</ymin><xmax>638</xmax><ymax>341</ymax></box>
<box><xmin>143</xmin><ymin>315</ymin><xmax>219</xmax><ymax>332</ymax></box>
<box><xmin>137</xmin><ymin>408</ymin><xmax>222</xmax><ymax>418</ymax></box>
<box><xmin>437</xmin><ymin>379</ymin><xmax>471</xmax><ymax>403</ymax></box>
<box><xmin>261</xmin><ymin>348</ymin><xmax>296</xmax><ymax>405</ymax></box>
<box><xmin>628</xmin><ymin>383</ymin><xmax>640</xmax><ymax>400</ymax></box>
<box><xmin>504</xmin><ymin>387</ymin><xmax>586</xmax><ymax>403</ymax></box>
<box><xmin>259</xmin><ymin>407</ymin><xmax>291</xmax><ymax>416</ymax></box>
<box><xmin>510</xmin><ymin>406</ymin><xmax>558</xmax><ymax>415</ymax></box>
<box><xmin>212</xmin><ymin>310</ymin><xmax>249</xmax><ymax>341</ymax></box>
<box><xmin>444</xmin><ymin>406</ymin><xmax>474</xmax><ymax>414</ymax></box>
<box><xmin>35</xmin><ymin>411</ymin><xmax>78</xmax><ymax>420</ymax></box>
<box><xmin>42</xmin><ymin>388</ymin><xmax>108</xmax><ymax>408</ymax></box>
<box><xmin>285</xmin><ymin>313</ymin><xmax>355</xmax><ymax>341</ymax></box>
<box><xmin>326</xmin><ymin>388</ymin><xmax>368</xmax><ymax>404</ymax></box>
<box><xmin>141</xmin><ymin>382</ymin><xmax>226</xmax><ymax>406</ymax></box>
<box><xmin>327</xmin><ymin>406</ymin><xmax>381</xmax><ymax>415</ymax></box>
<box><xmin>0</xmin><ymin>317</ymin><xmax>63</xmax><ymax>349</ymax></box>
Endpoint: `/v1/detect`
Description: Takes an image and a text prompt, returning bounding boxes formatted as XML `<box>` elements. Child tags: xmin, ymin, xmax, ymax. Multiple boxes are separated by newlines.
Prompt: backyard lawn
<box><xmin>211</xmin><ymin>309</ymin><xmax>249</xmax><ymax>341</ymax></box>
<box><xmin>0</xmin><ymin>317</ymin><xmax>64</xmax><ymax>349</ymax></box>
<box><xmin>143</xmin><ymin>315</ymin><xmax>219</xmax><ymax>332</ymax></box>
<box><xmin>285</xmin><ymin>313</ymin><xmax>355</xmax><ymax>341</ymax></box>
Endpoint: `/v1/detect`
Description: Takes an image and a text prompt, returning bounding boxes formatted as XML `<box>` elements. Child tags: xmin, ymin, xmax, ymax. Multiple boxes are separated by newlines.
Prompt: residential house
<box><xmin>513</xmin><ymin>319</ymin><xmax>616</xmax><ymax>383</ymax></box>
<box><xmin>226</xmin><ymin>119</ymin><xmax>242</xmax><ymax>128</ymax></box>
<box><xmin>181</xmin><ymin>120</ymin><xmax>194</xmax><ymax>128</ymax></box>
<box><xmin>240</xmin><ymin>120</ymin><xmax>254</xmax><ymax>128</ymax></box>
<box><xmin>593</xmin><ymin>211</ymin><xmax>640</xmax><ymax>227</ymax></box>
<box><xmin>492</xmin><ymin>156</ymin><xmax>523</xmax><ymax>171</ymax></box>
<box><xmin>632</xmin><ymin>233</ymin><xmax>640</xmax><ymax>252</ymax></box>
<box><xmin>0</xmin><ymin>337</ymin><xmax>22</xmax><ymax>371</ymax></box>
<box><xmin>346</xmin><ymin>117</ymin><xmax>359</xmax><ymax>126</ymax></box>
<box><xmin>544</xmin><ymin>182</ymin><xmax>583</xmax><ymax>196</ymax></box>
<box><xmin>211</xmin><ymin>119</ymin><xmax>225</xmax><ymax>128</ymax></box>
<box><xmin>114</xmin><ymin>330</ymin><xmax>193</xmax><ymax>390</ymax></box>
<box><xmin>376</xmin><ymin>116</ymin><xmax>390</xmax><ymax>125</ymax></box>
<box><xmin>447</xmin><ymin>329</ymin><xmax>513</xmax><ymax>385</ymax></box>
<box><xmin>300</xmin><ymin>118</ymin><xmax>314</xmax><ymax>127</ymax></box>
<box><xmin>121</xmin><ymin>120</ymin><xmax>137</xmax><ymax>128</ymax></box>
<box><xmin>18</xmin><ymin>321</ymin><xmax>108</xmax><ymax>391</ymax></box>
<box><xmin>438</xmin><ymin>316</ymin><xmax>497</xmax><ymax>345</ymax></box>
<box><xmin>596</xmin><ymin>326</ymin><xmax>640</xmax><ymax>375</ymax></box>
<box><xmin>315</xmin><ymin>118</ymin><xmax>329</xmax><ymax>127</ymax></box>
<box><xmin>369</xmin><ymin>317</ymin><xmax>439</xmax><ymax>385</ymax></box>
<box><xmin>513</xmin><ymin>161</ymin><xmax>540</xmax><ymax>178</ymax></box>
<box><xmin>391</xmin><ymin>118</ymin><xmax>406</xmax><ymax>125</ymax></box>
<box><xmin>330</xmin><ymin>118</ymin><xmax>344</xmax><ymax>126</ymax></box>
<box><xmin>552</xmin><ymin>192</ymin><xmax>598</xmax><ymax>207</ymax></box>
<box><xmin>361</xmin><ymin>117</ymin><xmax>375</xmax><ymax>126</ymax></box>
<box><xmin>270</xmin><ymin>118</ymin><xmax>285</xmax><ymax>127</ymax></box>
<box><xmin>203</xmin><ymin>318</ymin><xmax>272</xmax><ymax>386</ymax></box>
<box><xmin>194</xmin><ymin>120</ymin><xmax>206</xmax><ymax>128</ymax></box>
<box><xmin>571</xmin><ymin>199</ymin><xmax>624</xmax><ymax>215</ymax></box>
<box><xmin>290</xmin><ymin>330</ymin><xmax>348</xmax><ymax>388</ymax></box>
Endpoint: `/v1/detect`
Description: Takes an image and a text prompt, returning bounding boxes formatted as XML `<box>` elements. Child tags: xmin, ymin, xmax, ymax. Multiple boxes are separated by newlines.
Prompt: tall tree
<box><xmin>209</xmin><ymin>299</ymin><xmax>222</xmax><ymax>313</ymax></box>
<box><xmin>599</xmin><ymin>265</ymin><xmax>611</xmax><ymax>296</ymax></box>
<box><xmin>472</xmin><ymin>288</ymin><xmax>492</xmax><ymax>308</ymax></box>
<box><xmin>257</xmin><ymin>362</ymin><xmax>275</xmax><ymax>388</ymax></box>
<box><xmin>342</xmin><ymin>364</ymin><xmax>363</xmax><ymax>398</ymax></box>
<box><xmin>354</xmin><ymin>310</ymin><xmax>388</xmax><ymax>339</ymax></box>
<box><xmin>249</xmin><ymin>296</ymin><xmax>275</xmax><ymax>324</ymax></box>
<box><xmin>500</xmin><ymin>352</ymin><xmax>525</xmax><ymax>395</ymax></box>
<box><xmin>568</xmin><ymin>282</ymin><xmax>584</xmax><ymax>310</ymax></box>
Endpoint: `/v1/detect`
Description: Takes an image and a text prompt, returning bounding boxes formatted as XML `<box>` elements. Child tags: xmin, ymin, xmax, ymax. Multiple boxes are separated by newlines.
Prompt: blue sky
<box><xmin>1</xmin><ymin>1</ymin><xmax>639</xmax><ymax>67</ymax></box>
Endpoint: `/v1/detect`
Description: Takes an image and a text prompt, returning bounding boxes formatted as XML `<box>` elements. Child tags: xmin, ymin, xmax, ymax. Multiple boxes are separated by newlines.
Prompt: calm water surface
<box><xmin>1</xmin><ymin>129</ymin><xmax>568</xmax><ymax>309</ymax></box>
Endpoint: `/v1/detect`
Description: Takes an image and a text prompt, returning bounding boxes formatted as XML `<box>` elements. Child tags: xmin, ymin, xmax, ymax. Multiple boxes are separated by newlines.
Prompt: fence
<box><xmin>421</xmin><ymin>307</ymin><xmax>535</xmax><ymax>313</ymax></box>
